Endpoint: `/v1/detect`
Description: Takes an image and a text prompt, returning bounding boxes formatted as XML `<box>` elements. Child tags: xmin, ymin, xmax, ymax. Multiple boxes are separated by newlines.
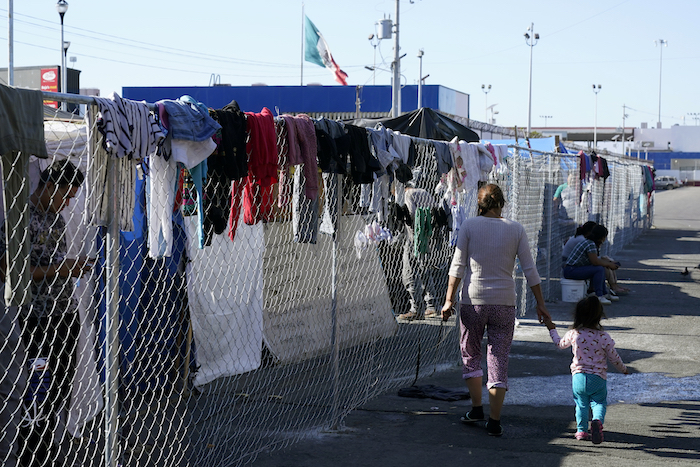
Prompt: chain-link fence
<box><xmin>0</xmin><ymin>94</ymin><xmax>653</xmax><ymax>467</ymax></box>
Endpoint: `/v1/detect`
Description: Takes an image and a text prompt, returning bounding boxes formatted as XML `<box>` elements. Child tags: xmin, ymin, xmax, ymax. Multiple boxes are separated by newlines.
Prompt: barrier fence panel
<box><xmin>0</xmin><ymin>96</ymin><xmax>653</xmax><ymax>467</ymax></box>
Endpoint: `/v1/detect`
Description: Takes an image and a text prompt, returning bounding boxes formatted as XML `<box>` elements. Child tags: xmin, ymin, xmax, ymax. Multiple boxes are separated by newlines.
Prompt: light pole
<box><xmin>8</xmin><ymin>0</ymin><xmax>14</xmax><ymax>85</ymax></box>
<box><xmin>56</xmin><ymin>0</ymin><xmax>69</xmax><ymax>110</ymax></box>
<box><xmin>524</xmin><ymin>23</ymin><xmax>539</xmax><ymax>138</ymax></box>
<box><xmin>539</xmin><ymin>115</ymin><xmax>552</xmax><ymax>127</ymax></box>
<box><xmin>592</xmin><ymin>84</ymin><xmax>601</xmax><ymax>149</ymax></box>
<box><xmin>655</xmin><ymin>39</ymin><xmax>667</xmax><ymax>128</ymax></box>
<box><xmin>481</xmin><ymin>84</ymin><xmax>491</xmax><ymax>122</ymax></box>
<box><xmin>417</xmin><ymin>49</ymin><xmax>424</xmax><ymax>109</ymax></box>
<box><xmin>368</xmin><ymin>33</ymin><xmax>378</xmax><ymax>85</ymax></box>
<box><xmin>688</xmin><ymin>112</ymin><xmax>700</xmax><ymax>126</ymax></box>
<box><xmin>391</xmin><ymin>0</ymin><xmax>401</xmax><ymax>117</ymax></box>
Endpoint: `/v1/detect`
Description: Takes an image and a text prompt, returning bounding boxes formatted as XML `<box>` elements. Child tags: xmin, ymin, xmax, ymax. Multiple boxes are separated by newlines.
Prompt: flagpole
<box><xmin>300</xmin><ymin>3</ymin><xmax>304</xmax><ymax>86</ymax></box>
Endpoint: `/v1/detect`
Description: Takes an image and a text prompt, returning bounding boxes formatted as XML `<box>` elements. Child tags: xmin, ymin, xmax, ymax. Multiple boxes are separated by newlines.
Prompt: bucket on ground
<box><xmin>561</xmin><ymin>278</ymin><xmax>586</xmax><ymax>303</ymax></box>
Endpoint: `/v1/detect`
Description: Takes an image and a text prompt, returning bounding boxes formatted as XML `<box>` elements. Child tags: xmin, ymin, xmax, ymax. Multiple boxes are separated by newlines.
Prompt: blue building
<box><xmin>122</xmin><ymin>84</ymin><xmax>470</xmax><ymax>119</ymax></box>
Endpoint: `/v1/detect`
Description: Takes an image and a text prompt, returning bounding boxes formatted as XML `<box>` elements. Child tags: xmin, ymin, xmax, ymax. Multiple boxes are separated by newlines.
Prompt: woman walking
<box><xmin>441</xmin><ymin>184</ymin><xmax>550</xmax><ymax>436</ymax></box>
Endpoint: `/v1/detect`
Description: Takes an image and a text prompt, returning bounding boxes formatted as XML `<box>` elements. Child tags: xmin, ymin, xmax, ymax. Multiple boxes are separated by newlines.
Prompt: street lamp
<box><xmin>539</xmin><ymin>115</ymin><xmax>552</xmax><ymax>127</ymax></box>
<box><xmin>524</xmin><ymin>23</ymin><xmax>539</xmax><ymax>138</ymax></box>
<box><xmin>56</xmin><ymin>0</ymin><xmax>69</xmax><ymax>110</ymax></box>
<box><xmin>655</xmin><ymin>39</ymin><xmax>667</xmax><ymax>128</ymax></box>
<box><xmin>368</xmin><ymin>33</ymin><xmax>378</xmax><ymax>85</ymax></box>
<box><xmin>418</xmin><ymin>49</ymin><xmax>425</xmax><ymax>109</ymax></box>
<box><xmin>481</xmin><ymin>84</ymin><xmax>491</xmax><ymax>122</ymax></box>
<box><xmin>592</xmin><ymin>84</ymin><xmax>601</xmax><ymax>149</ymax></box>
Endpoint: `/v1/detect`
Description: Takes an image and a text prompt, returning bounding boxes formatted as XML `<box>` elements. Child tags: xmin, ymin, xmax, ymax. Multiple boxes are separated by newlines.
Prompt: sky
<box><xmin>1</xmin><ymin>0</ymin><xmax>699</xmax><ymax>130</ymax></box>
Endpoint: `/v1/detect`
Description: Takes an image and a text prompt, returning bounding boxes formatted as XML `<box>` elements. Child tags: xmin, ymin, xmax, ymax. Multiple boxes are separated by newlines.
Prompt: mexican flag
<box><xmin>304</xmin><ymin>15</ymin><xmax>348</xmax><ymax>86</ymax></box>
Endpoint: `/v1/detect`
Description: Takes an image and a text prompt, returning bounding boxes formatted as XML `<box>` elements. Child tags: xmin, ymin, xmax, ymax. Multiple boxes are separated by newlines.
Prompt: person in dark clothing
<box><xmin>0</xmin><ymin>159</ymin><xmax>92</xmax><ymax>467</ymax></box>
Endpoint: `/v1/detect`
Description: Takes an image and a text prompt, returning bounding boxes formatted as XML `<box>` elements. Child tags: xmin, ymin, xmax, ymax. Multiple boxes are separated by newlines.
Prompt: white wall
<box><xmin>634</xmin><ymin>125</ymin><xmax>700</xmax><ymax>152</ymax></box>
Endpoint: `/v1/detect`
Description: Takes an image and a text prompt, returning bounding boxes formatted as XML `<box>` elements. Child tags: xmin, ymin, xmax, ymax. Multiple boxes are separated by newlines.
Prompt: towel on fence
<box><xmin>184</xmin><ymin>215</ymin><xmax>264</xmax><ymax>387</ymax></box>
<box><xmin>0</xmin><ymin>84</ymin><xmax>47</xmax><ymax>158</ymax></box>
<box><xmin>0</xmin><ymin>85</ymin><xmax>48</xmax><ymax>305</ymax></box>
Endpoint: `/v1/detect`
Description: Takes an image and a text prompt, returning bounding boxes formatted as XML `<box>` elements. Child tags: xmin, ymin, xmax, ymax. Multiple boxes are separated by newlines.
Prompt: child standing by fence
<box><xmin>543</xmin><ymin>296</ymin><xmax>629</xmax><ymax>443</ymax></box>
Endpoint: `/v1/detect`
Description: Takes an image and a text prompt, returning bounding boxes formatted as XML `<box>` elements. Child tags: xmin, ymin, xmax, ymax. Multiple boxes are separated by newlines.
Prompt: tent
<box><xmin>350</xmin><ymin>107</ymin><xmax>480</xmax><ymax>143</ymax></box>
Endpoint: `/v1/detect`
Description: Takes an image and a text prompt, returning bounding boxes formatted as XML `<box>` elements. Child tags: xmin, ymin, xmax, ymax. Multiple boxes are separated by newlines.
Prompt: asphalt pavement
<box><xmin>251</xmin><ymin>186</ymin><xmax>700</xmax><ymax>467</ymax></box>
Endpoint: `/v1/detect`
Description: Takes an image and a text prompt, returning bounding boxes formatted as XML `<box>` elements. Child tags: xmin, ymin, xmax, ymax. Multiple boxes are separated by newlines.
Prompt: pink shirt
<box><xmin>550</xmin><ymin>328</ymin><xmax>627</xmax><ymax>380</ymax></box>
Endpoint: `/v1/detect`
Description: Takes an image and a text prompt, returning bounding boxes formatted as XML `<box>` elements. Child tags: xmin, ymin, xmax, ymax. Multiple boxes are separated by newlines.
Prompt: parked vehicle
<box><xmin>655</xmin><ymin>175</ymin><xmax>681</xmax><ymax>190</ymax></box>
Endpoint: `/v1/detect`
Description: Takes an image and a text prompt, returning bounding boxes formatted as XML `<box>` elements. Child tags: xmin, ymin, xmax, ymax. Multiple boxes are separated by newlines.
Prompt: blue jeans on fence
<box><xmin>572</xmin><ymin>373</ymin><xmax>607</xmax><ymax>432</ymax></box>
<box><xmin>563</xmin><ymin>265</ymin><xmax>606</xmax><ymax>297</ymax></box>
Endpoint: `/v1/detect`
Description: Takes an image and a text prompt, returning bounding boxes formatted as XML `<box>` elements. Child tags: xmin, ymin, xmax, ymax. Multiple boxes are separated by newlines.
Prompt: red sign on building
<box><xmin>41</xmin><ymin>67</ymin><xmax>59</xmax><ymax>109</ymax></box>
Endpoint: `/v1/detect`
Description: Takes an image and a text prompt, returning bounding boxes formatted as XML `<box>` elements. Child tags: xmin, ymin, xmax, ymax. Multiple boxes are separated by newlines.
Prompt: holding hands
<box><xmin>543</xmin><ymin>316</ymin><xmax>556</xmax><ymax>331</ymax></box>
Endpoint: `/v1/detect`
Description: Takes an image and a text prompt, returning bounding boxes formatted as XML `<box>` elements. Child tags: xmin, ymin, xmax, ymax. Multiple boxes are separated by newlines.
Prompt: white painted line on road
<box><xmin>506</xmin><ymin>373</ymin><xmax>700</xmax><ymax>407</ymax></box>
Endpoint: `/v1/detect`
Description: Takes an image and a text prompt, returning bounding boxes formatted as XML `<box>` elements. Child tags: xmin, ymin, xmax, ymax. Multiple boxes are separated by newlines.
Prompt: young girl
<box><xmin>544</xmin><ymin>296</ymin><xmax>629</xmax><ymax>444</ymax></box>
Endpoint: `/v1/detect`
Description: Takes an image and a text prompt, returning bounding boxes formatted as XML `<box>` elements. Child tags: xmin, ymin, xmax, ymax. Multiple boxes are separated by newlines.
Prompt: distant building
<box><xmin>1</xmin><ymin>65</ymin><xmax>82</xmax><ymax>113</ymax></box>
<box><xmin>122</xmin><ymin>84</ymin><xmax>470</xmax><ymax>120</ymax></box>
<box><xmin>535</xmin><ymin>123</ymin><xmax>699</xmax><ymax>182</ymax></box>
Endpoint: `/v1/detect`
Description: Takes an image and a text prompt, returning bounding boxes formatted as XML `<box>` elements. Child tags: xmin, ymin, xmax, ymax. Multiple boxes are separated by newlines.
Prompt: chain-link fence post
<box><xmin>329</xmin><ymin>174</ymin><xmax>342</xmax><ymax>431</ymax></box>
<box><xmin>103</xmin><ymin>126</ymin><xmax>120</xmax><ymax>467</ymax></box>
<box><xmin>545</xmin><ymin>152</ymin><xmax>553</xmax><ymax>299</ymax></box>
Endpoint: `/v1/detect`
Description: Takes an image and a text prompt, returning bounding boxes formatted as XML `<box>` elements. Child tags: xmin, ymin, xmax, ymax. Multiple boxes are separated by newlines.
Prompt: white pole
<box><xmin>417</xmin><ymin>49</ymin><xmax>423</xmax><ymax>109</ymax></box>
<box><xmin>391</xmin><ymin>0</ymin><xmax>400</xmax><ymax>117</ymax></box>
<box><xmin>526</xmin><ymin>23</ymin><xmax>535</xmax><ymax>138</ymax></box>
<box><xmin>656</xmin><ymin>39</ymin><xmax>667</xmax><ymax>127</ymax></box>
<box><xmin>593</xmin><ymin>84</ymin><xmax>601</xmax><ymax>149</ymax></box>
<box><xmin>527</xmin><ymin>23</ymin><xmax>534</xmax><ymax>137</ymax></box>
<box><xmin>300</xmin><ymin>4</ymin><xmax>305</xmax><ymax>86</ymax></box>
<box><xmin>622</xmin><ymin>104</ymin><xmax>627</xmax><ymax>157</ymax></box>
<box><xmin>594</xmin><ymin>92</ymin><xmax>598</xmax><ymax>149</ymax></box>
<box><xmin>60</xmin><ymin>12</ymin><xmax>66</xmax><ymax>110</ymax></box>
<box><xmin>8</xmin><ymin>0</ymin><xmax>13</xmax><ymax>85</ymax></box>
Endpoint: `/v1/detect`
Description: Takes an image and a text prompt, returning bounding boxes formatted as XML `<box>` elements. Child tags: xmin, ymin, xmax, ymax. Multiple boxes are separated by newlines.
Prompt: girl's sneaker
<box><xmin>591</xmin><ymin>419</ymin><xmax>604</xmax><ymax>444</ymax></box>
<box><xmin>575</xmin><ymin>431</ymin><xmax>591</xmax><ymax>440</ymax></box>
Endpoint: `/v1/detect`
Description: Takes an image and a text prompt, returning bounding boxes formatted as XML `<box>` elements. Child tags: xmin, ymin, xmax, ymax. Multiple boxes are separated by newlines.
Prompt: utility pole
<box><xmin>417</xmin><ymin>49</ymin><xmax>424</xmax><ymax>109</ymax></box>
<box><xmin>622</xmin><ymin>104</ymin><xmax>628</xmax><ymax>157</ymax></box>
<box><xmin>524</xmin><ymin>23</ymin><xmax>539</xmax><ymax>138</ymax></box>
<box><xmin>391</xmin><ymin>0</ymin><xmax>401</xmax><ymax>117</ymax></box>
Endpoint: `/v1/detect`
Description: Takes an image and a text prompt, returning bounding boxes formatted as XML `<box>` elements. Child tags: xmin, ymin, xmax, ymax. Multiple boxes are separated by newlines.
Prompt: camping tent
<box><xmin>350</xmin><ymin>107</ymin><xmax>480</xmax><ymax>142</ymax></box>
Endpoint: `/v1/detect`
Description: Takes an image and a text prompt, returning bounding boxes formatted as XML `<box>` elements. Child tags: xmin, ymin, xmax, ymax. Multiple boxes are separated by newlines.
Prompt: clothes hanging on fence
<box><xmin>225</xmin><ymin>108</ymin><xmax>279</xmax><ymax>241</ymax></box>
<box><xmin>292</xmin><ymin>166</ymin><xmax>319</xmax><ymax>244</ymax></box>
<box><xmin>319</xmin><ymin>172</ymin><xmax>339</xmax><ymax>236</ymax></box>
<box><xmin>149</xmin><ymin>96</ymin><xmax>218</xmax><ymax>255</ymax></box>
<box><xmin>245</xmin><ymin>108</ymin><xmax>278</xmax><ymax>188</ymax></box>
<box><xmin>314</xmin><ymin>118</ymin><xmax>349</xmax><ymax>174</ymax></box>
<box><xmin>275</xmin><ymin>119</ymin><xmax>292</xmax><ymax>209</ymax></box>
<box><xmin>184</xmin><ymin>215</ymin><xmax>264</xmax><ymax>387</ymax></box>
<box><xmin>202</xmin><ymin>101</ymin><xmax>247</xmax><ymax>245</ymax></box>
<box><xmin>147</xmin><ymin>150</ymin><xmax>179</xmax><ymax>258</ymax></box>
<box><xmin>414</xmin><ymin>207</ymin><xmax>432</xmax><ymax>256</ymax></box>
<box><xmin>210</xmin><ymin>101</ymin><xmax>248</xmax><ymax>180</ymax></box>
<box><xmin>87</xmin><ymin>93</ymin><xmax>164</xmax><ymax>231</ymax></box>
<box><xmin>434</xmin><ymin>141</ymin><xmax>453</xmax><ymax>175</ymax></box>
<box><xmin>158</xmin><ymin>96</ymin><xmax>221</xmax><ymax>143</ymax></box>
<box><xmin>368</xmin><ymin>125</ymin><xmax>401</xmax><ymax>172</ymax></box>
<box><xmin>0</xmin><ymin>86</ymin><xmax>47</xmax><ymax>305</ymax></box>
<box><xmin>471</xmin><ymin>143</ymin><xmax>495</xmax><ymax>182</ymax></box>
<box><xmin>346</xmin><ymin>124</ymin><xmax>381</xmax><ymax>184</ymax></box>
<box><xmin>281</xmin><ymin>114</ymin><xmax>318</xmax><ymax>200</ymax></box>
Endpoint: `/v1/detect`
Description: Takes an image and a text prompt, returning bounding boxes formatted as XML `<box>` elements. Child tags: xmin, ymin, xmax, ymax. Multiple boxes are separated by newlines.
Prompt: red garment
<box><xmin>245</xmin><ymin>107</ymin><xmax>278</xmax><ymax>188</ymax></box>
<box><xmin>227</xmin><ymin>107</ymin><xmax>279</xmax><ymax>240</ymax></box>
<box><xmin>228</xmin><ymin>176</ymin><xmax>275</xmax><ymax>241</ymax></box>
